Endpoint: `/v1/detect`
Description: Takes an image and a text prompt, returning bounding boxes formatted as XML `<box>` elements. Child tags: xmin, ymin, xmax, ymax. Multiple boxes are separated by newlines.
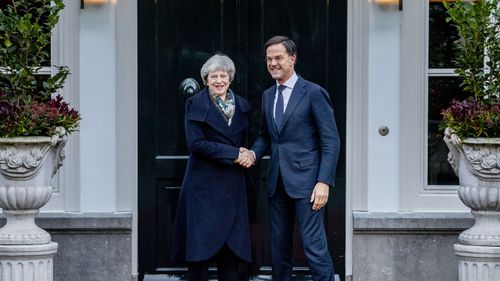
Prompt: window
<box><xmin>426</xmin><ymin>0</ymin><xmax>469</xmax><ymax>189</ymax></box>
<box><xmin>399</xmin><ymin>0</ymin><xmax>468</xmax><ymax>211</ymax></box>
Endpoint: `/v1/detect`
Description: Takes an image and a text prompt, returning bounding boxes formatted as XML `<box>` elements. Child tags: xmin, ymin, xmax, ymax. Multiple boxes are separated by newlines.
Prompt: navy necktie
<box><xmin>275</xmin><ymin>84</ymin><xmax>287</xmax><ymax>129</ymax></box>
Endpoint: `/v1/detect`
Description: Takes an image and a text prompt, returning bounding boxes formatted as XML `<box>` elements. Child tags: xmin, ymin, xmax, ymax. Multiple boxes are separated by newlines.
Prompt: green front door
<box><xmin>138</xmin><ymin>0</ymin><xmax>347</xmax><ymax>279</ymax></box>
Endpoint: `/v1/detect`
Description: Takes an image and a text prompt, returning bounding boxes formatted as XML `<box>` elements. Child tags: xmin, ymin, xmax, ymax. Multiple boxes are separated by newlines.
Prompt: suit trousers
<box><xmin>269</xmin><ymin>174</ymin><xmax>335</xmax><ymax>281</ymax></box>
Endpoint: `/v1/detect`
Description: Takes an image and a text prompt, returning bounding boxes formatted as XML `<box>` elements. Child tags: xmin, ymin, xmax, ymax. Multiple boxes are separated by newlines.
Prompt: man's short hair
<box><xmin>264</xmin><ymin>36</ymin><xmax>297</xmax><ymax>57</ymax></box>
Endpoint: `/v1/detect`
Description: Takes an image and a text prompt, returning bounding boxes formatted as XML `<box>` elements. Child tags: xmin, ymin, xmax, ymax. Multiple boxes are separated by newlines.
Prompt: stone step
<box><xmin>144</xmin><ymin>273</ymin><xmax>341</xmax><ymax>281</ymax></box>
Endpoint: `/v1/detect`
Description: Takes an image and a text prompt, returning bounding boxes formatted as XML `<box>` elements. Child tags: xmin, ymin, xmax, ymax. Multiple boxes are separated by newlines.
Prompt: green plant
<box><xmin>442</xmin><ymin>99</ymin><xmax>500</xmax><ymax>138</ymax></box>
<box><xmin>441</xmin><ymin>0</ymin><xmax>500</xmax><ymax>138</ymax></box>
<box><xmin>0</xmin><ymin>0</ymin><xmax>80</xmax><ymax>137</ymax></box>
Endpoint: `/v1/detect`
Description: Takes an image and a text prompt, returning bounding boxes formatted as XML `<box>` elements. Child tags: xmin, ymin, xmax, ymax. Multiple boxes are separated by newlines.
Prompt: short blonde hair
<box><xmin>200</xmin><ymin>54</ymin><xmax>236</xmax><ymax>84</ymax></box>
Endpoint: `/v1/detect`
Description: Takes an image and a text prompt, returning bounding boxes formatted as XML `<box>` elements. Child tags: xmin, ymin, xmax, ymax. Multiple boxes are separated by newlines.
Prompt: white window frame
<box><xmin>399</xmin><ymin>0</ymin><xmax>467</xmax><ymax>211</ymax></box>
<box><xmin>42</xmin><ymin>0</ymin><xmax>81</xmax><ymax>212</ymax></box>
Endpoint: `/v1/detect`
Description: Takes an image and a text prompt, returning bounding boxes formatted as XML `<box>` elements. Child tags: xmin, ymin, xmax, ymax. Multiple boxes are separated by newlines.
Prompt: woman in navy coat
<box><xmin>172</xmin><ymin>54</ymin><xmax>254</xmax><ymax>281</ymax></box>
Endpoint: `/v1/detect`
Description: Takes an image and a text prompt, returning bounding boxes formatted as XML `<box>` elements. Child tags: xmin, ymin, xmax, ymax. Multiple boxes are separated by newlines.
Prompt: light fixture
<box><xmin>80</xmin><ymin>0</ymin><xmax>108</xmax><ymax>9</ymax></box>
<box><xmin>375</xmin><ymin>0</ymin><xmax>403</xmax><ymax>11</ymax></box>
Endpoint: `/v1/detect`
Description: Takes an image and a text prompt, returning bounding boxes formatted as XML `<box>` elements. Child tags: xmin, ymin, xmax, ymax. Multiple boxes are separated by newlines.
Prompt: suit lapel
<box><xmin>277</xmin><ymin>77</ymin><xmax>306</xmax><ymax>133</ymax></box>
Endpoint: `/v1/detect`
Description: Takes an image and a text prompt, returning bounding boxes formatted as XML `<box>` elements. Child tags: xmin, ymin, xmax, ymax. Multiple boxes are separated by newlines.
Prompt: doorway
<box><xmin>138</xmin><ymin>0</ymin><xmax>347</xmax><ymax>279</ymax></box>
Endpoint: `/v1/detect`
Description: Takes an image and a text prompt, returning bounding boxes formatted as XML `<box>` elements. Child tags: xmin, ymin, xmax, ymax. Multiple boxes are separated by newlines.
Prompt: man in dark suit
<box><xmin>248</xmin><ymin>36</ymin><xmax>340</xmax><ymax>281</ymax></box>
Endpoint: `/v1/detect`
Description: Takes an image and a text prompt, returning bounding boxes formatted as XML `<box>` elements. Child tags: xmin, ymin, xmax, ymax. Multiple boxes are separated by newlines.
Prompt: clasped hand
<box><xmin>234</xmin><ymin>147</ymin><xmax>255</xmax><ymax>168</ymax></box>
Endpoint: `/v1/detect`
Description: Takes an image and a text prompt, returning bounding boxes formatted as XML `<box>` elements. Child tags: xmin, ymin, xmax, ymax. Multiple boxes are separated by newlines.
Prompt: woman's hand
<box><xmin>234</xmin><ymin>147</ymin><xmax>255</xmax><ymax>168</ymax></box>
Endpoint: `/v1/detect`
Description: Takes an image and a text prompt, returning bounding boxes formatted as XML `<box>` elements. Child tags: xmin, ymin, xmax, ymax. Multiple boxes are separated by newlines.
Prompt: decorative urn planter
<box><xmin>0</xmin><ymin>128</ymin><xmax>67</xmax><ymax>281</ymax></box>
<box><xmin>444</xmin><ymin>128</ymin><xmax>500</xmax><ymax>281</ymax></box>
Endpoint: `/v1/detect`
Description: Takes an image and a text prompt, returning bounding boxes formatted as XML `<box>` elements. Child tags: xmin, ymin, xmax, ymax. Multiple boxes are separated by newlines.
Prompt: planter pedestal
<box><xmin>444</xmin><ymin>128</ymin><xmax>500</xmax><ymax>281</ymax></box>
<box><xmin>0</xmin><ymin>210</ymin><xmax>52</xmax><ymax>245</ymax></box>
<box><xmin>0</xmin><ymin>242</ymin><xmax>57</xmax><ymax>281</ymax></box>
<box><xmin>455</xmin><ymin>243</ymin><xmax>500</xmax><ymax>280</ymax></box>
<box><xmin>0</xmin><ymin>131</ymin><xmax>66</xmax><ymax>281</ymax></box>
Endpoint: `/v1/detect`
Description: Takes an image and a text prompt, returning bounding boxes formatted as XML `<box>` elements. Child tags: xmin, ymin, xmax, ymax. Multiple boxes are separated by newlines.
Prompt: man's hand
<box><xmin>310</xmin><ymin>182</ymin><xmax>329</xmax><ymax>211</ymax></box>
<box><xmin>234</xmin><ymin>147</ymin><xmax>255</xmax><ymax>168</ymax></box>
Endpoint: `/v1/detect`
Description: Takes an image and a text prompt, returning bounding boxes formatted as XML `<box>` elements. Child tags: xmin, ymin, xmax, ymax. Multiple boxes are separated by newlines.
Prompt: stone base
<box><xmin>353</xmin><ymin>212</ymin><xmax>474</xmax><ymax>281</ymax></box>
<box><xmin>0</xmin><ymin>212</ymin><xmax>132</xmax><ymax>281</ymax></box>
<box><xmin>0</xmin><ymin>242</ymin><xmax>57</xmax><ymax>281</ymax></box>
<box><xmin>455</xmin><ymin>243</ymin><xmax>500</xmax><ymax>281</ymax></box>
<box><xmin>37</xmin><ymin>213</ymin><xmax>132</xmax><ymax>281</ymax></box>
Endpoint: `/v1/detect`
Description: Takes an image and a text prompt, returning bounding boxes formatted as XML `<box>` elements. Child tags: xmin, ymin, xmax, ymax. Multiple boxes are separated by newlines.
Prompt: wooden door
<box><xmin>138</xmin><ymin>0</ymin><xmax>347</xmax><ymax>279</ymax></box>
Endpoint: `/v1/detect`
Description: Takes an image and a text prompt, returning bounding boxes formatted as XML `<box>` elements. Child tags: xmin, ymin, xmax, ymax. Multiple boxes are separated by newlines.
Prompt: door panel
<box><xmin>139</xmin><ymin>0</ymin><xmax>346</xmax><ymax>279</ymax></box>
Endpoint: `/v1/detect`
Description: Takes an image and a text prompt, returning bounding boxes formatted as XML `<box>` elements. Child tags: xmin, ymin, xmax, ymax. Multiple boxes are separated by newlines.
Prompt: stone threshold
<box><xmin>146</xmin><ymin>266</ymin><xmax>341</xmax><ymax>281</ymax></box>
<box><xmin>0</xmin><ymin>212</ymin><xmax>132</xmax><ymax>233</ymax></box>
<box><xmin>144</xmin><ymin>274</ymin><xmax>341</xmax><ymax>281</ymax></box>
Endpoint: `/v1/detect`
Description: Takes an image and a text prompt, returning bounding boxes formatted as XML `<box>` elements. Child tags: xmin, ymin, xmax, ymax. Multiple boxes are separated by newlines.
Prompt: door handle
<box><xmin>379</xmin><ymin>126</ymin><xmax>389</xmax><ymax>136</ymax></box>
<box><xmin>179</xmin><ymin>78</ymin><xmax>200</xmax><ymax>98</ymax></box>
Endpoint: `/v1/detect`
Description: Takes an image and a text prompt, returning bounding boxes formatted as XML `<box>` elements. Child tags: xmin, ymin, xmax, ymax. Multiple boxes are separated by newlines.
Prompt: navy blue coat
<box><xmin>252</xmin><ymin>76</ymin><xmax>340</xmax><ymax>198</ymax></box>
<box><xmin>171</xmin><ymin>88</ymin><xmax>252</xmax><ymax>262</ymax></box>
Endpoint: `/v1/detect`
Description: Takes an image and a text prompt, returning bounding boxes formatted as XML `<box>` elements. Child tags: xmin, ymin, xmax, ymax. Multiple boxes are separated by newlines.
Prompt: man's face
<box><xmin>266</xmin><ymin>43</ymin><xmax>296</xmax><ymax>84</ymax></box>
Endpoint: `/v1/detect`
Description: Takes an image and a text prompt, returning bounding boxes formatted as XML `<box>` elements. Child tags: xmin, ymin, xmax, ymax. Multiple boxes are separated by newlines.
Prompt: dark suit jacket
<box><xmin>171</xmin><ymin>88</ymin><xmax>252</xmax><ymax>262</ymax></box>
<box><xmin>252</xmin><ymin>76</ymin><xmax>340</xmax><ymax>198</ymax></box>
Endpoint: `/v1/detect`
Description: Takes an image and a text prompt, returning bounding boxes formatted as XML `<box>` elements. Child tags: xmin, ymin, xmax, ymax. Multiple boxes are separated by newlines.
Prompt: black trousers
<box><xmin>187</xmin><ymin>245</ymin><xmax>244</xmax><ymax>281</ymax></box>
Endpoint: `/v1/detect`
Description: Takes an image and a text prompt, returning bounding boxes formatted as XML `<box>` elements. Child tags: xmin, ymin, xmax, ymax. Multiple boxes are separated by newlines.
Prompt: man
<box><xmin>248</xmin><ymin>36</ymin><xmax>340</xmax><ymax>281</ymax></box>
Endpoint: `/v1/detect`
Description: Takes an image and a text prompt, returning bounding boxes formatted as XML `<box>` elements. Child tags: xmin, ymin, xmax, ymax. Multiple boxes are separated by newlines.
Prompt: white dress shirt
<box><xmin>249</xmin><ymin>72</ymin><xmax>299</xmax><ymax>162</ymax></box>
<box><xmin>273</xmin><ymin>72</ymin><xmax>299</xmax><ymax>119</ymax></box>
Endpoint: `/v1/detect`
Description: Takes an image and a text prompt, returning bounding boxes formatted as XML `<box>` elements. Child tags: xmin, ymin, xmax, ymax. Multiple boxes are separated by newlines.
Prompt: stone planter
<box><xmin>0</xmin><ymin>128</ymin><xmax>67</xmax><ymax>281</ymax></box>
<box><xmin>444</xmin><ymin>128</ymin><xmax>500</xmax><ymax>281</ymax></box>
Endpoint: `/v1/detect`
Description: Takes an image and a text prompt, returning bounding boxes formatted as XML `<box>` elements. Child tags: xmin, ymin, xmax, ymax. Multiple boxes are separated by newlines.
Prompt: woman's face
<box><xmin>207</xmin><ymin>70</ymin><xmax>231</xmax><ymax>97</ymax></box>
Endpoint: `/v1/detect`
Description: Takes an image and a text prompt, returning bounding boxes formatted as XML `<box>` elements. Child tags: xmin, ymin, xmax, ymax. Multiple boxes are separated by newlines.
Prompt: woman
<box><xmin>171</xmin><ymin>54</ymin><xmax>253</xmax><ymax>281</ymax></box>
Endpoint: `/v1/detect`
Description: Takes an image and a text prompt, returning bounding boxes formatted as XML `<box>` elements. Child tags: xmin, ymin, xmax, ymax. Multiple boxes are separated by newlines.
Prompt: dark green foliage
<box><xmin>0</xmin><ymin>0</ymin><xmax>80</xmax><ymax>137</ymax></box>
<box><xmin>442</xmin><ymin>0</ymin><xmax>500</xmax><ymax>138</ymax></box>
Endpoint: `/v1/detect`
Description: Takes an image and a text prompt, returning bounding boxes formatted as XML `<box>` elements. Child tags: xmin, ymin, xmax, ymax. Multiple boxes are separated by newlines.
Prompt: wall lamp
<box><xmin>375</xmin><ymin>0</ymin><xmax>403</xmax><ymax>11</ymax></box>
<box><xmin>80</xmin><ymin>0</ymin><xmax>108</xmax><ymax>9</ymax></box>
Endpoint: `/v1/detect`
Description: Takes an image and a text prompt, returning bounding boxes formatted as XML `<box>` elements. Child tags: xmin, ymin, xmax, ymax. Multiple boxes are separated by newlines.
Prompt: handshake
<box><xmin>234</xmin><ymin>147</ymin><xmax>255</xmax><ymax>168</ymax></box>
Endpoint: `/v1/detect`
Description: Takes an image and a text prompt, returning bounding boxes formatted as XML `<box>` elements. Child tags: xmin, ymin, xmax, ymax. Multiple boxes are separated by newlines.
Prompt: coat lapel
<box><xmin>188</xmin><ymin>88</ymin><xmax>236</xmax><ymax>145</ymax></box>
<box><xmin>229</xmin><ymin>95</ymin><xmax>250</xmax><ymax>136</ymax></box>
<box><xmin>277</xmin><ymin>77</ymin><xmax>306</xmax><ymax>133</ymax></box>
<box><xmin>206</xmin><ymin>102</ymin><xmax>233</xmax><ymax>141</ymax></box>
